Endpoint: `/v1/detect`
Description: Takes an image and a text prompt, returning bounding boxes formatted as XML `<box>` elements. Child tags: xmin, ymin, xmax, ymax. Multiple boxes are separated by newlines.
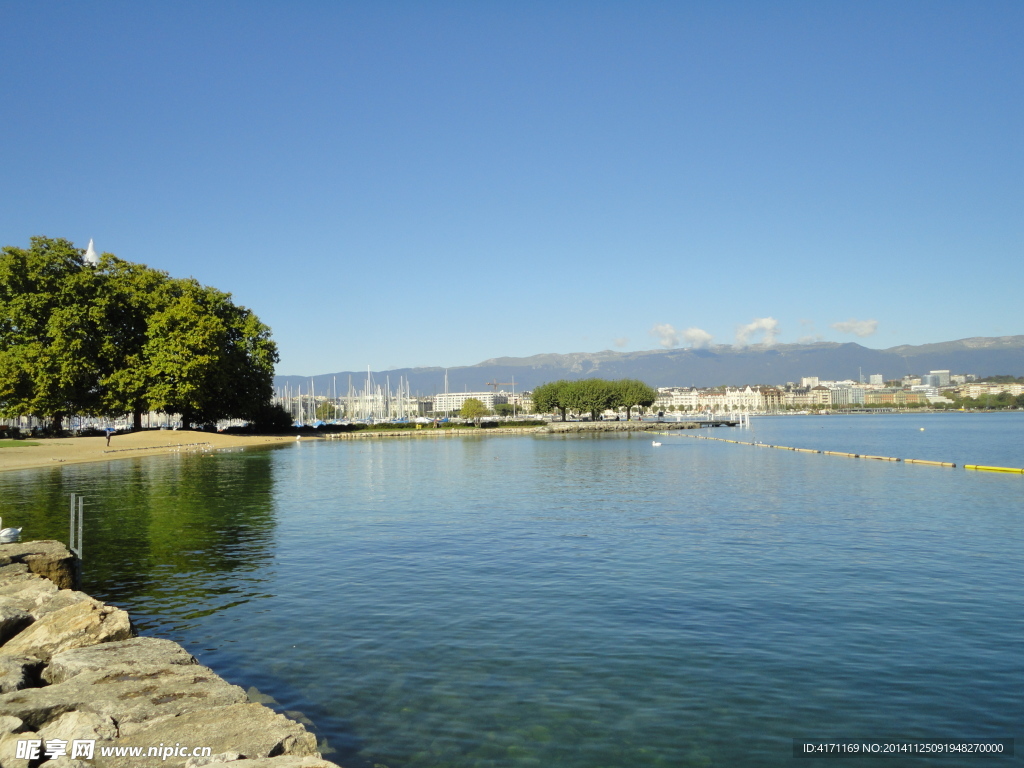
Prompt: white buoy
<box><xmin>920</xmin><ymin>428</ymin><xmax>925</xmax><ymax>431</ymax></box>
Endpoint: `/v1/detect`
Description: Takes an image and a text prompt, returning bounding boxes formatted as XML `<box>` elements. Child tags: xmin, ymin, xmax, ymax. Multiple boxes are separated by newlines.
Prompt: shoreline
<box><xmin>0</xmin><ymin>431</ymin><xmax>296</xmax><ymax>474</ymax></box>
<box><xmin>0</xmin><ymin>540</ymin><xmax>339</xmax><ymax>767</ymax></box>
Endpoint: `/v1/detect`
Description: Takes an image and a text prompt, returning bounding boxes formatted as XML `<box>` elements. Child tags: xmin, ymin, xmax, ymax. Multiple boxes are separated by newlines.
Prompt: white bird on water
<box><xmin>652</xmin><ymin>441</ymin><xmax>662</xmax><ymax>447</ymax></box>
<box><xmin>0</xmin><ymin>518</ymin><xmax>23</xmax><ymax>544</ymax></box>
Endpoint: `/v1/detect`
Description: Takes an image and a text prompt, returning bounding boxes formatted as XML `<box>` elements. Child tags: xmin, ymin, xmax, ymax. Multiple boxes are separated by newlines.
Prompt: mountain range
<box><xmin>274</xmin><ymin>336</ymin><xmax>1024</xmax><ymax>395</ymax></box>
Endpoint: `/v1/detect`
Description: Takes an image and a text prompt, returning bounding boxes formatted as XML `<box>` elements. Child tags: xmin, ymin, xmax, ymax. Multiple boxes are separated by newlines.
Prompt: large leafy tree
<box><xmin>531</xmin><ymin>380</ymin><xmax>570</xmax><ymax>421</ymax></box>
<box><xmin>143</xmin><ymin>278</ymin><xmax>277</xmax><ymax>429</ymax></box>
<box><xmin>0</xmin><ymin>236</ymin><xmax>278</xmax><ymax>431</ymax></box>
<box><xmin>459</xmin><ymin>397</ymin><xmax>489</xmax><ymax>424</ymax></box>
<box><xmin>563</xmin><ymin>378</ymin><xmax>618</xmax><ymax>421</ymax></box>
<box><xmin>615</xmin><ymin>378</ymin><xmax>658</xmax><ymax>420</ymax></box>
<box><xmin>93</xmin><ymin>255</ymin><xmax>171</xmax><ymax>428</ymax></box>
<box><xmin>0</xmin><ymin>237</ymin><xmax>104</xmax><ymax>431</ymax></box>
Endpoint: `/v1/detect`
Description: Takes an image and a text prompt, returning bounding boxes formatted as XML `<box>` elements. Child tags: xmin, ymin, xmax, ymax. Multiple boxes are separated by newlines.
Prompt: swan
<box><xmin>652</xmin><ymin>441</ymin><xmax>662</xmax><ymax>447</ymax></box>
<box><xmin>0</xmin><ymin>518</ymin><xmax>22</xmax><ymax>544</ymax></box>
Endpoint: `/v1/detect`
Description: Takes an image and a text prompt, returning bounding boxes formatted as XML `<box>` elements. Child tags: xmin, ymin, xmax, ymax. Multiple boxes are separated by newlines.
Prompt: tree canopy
<box><xmin>530</xmin><ymin>378</ymin><xmax>659</xmax><ymax>421</ymax></box>
<box><xmin>459</xmin><ymin>397</ymin><xmax>489</xmax><ymax>423</ymax></box>
<box><xmin>0</xmin><ymin>236</ymin><xmax>279</xmax><ymax>431</ymax></box>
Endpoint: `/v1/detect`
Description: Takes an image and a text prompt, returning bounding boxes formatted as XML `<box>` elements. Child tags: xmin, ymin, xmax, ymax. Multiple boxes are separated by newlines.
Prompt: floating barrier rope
<box><xmin>650</xmin><ymin>431</ymin><xmax>1023</xmax><ymax>475</ymax></box>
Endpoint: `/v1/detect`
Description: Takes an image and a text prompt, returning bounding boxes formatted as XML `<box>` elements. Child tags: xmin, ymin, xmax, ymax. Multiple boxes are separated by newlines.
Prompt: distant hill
<box><xmin>274</xmin><ymin>336</ymin><xmax>1024</xmax><ymax>396</ymax></box>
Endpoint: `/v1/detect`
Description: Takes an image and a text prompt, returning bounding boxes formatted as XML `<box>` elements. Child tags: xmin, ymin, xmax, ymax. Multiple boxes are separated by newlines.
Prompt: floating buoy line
<box><xmin>650</xmin><ymin>432</ymin><xmax>1023</xmax><ymax>474</ymax></box>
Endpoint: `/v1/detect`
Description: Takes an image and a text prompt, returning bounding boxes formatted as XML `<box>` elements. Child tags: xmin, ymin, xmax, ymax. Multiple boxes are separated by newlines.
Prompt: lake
<box><xmin>0</xmin><ymin>413</ymin><xmax>1020</xmax><ymax>767</ymax></box>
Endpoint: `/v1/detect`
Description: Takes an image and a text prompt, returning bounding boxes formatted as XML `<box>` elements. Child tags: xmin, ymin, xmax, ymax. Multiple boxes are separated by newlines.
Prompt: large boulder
<box><xmin>0</xmin><ymin>656</ymin><xmax>42</xmax><ymax>694</ymax></box>
<box><xmin>0</xmin><ymin>663</ymin><xmax>247</xmax><ymax>732</ymax></box>
<box><xmin>0</xmin><ymin>606</ymin><xmax>33</xmax><ymax>646</ymax></box>
<box><xmin>0</xmin><ymin>542</ymin><xmax>76</xmax><ymax>589</ymax></box>
<box><xmin>0</xmin><ymin>728</ymin><xmax>41</xmax><ymax>768</ymax></box>
<box><xmin>0</xmin><ymin>575</ymin><xmax>58</xmax><ymax>613</ymax></box>
<box><xmin>38</xmin><ymin>709</ymin><xmax>118</xmax><ymax>744</ymax></box>
<box><xmin>0</xmin><ymin>714</ymin><xmax>23</xmax><ymax>737</ymax></box>
<box><xmin>0</xmin><ymin>598</ymin><xmax>131</xmax><ymax>661</ymax></box>
<box><xmin>99</xmin><ymin>703</ymin><xmax>320</xmax><ymax>768</ymax></box>
<box><xmin>44</xmin><ymin>637</ymin><xmax>196</xmax><ymax>685</ymax></box>
<box><xmin>29</xmin><ymin>589</ymin><xmax>97</xmax><ymax>621</ymax></box>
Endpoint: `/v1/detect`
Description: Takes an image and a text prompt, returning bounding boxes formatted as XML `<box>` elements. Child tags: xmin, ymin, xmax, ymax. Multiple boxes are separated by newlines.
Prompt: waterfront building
<box><xmin>869</xmin><ymin>374</ymin><xmax>884</xmax><ymax>386</ymax></box>
<box><xmin>929</xmin><ymin>370</ymin><xmax>951</xmax><ymax>387</ymax></box>
<box><xmin>829</xmin><ymin>385</ymin><xmax>866</xmax><ymax>407</ymax></box>
<box><xmin>433</xmin><ymin>391</ymin><xmax>508</xmax><ymax>413</ymax></box>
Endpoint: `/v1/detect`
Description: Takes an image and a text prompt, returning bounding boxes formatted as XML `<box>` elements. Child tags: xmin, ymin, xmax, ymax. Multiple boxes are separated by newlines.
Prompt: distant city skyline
<box><xmin>2</xmin><ymin>2</ymin><xmax>1020</xmax><ymax>375</ymax></box>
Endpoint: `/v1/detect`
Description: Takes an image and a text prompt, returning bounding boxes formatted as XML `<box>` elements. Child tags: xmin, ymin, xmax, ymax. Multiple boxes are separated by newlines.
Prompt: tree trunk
<box><xmin>49</xmin><ymin>414</ymin><xmax>63</xmax><ymax>434</ymax></box>
<box><xmin>133</xmin><ymin>409</ymin><xmax>143</xmax><ymax>431</ymax></box>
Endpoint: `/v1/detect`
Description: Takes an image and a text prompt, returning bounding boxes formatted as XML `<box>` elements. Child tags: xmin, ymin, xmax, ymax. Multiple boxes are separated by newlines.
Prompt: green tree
<box><xmin>0</xmin><ymin>237</ymin><xmax>104</xmax><ymax>431</ymax></box>
<box><xmin>94</xmin><ymin>255</ymin><xmax>173</xmax><ymax>429</ymax></box>
<box><xmin>531</xmin><ymin>380</ymin><xmax>570</xmax><ymax>421</ymax></box>
<box><xmin>494</xmin><ymin>403</ymin><xmax>515</xmax><ymax>417</ymax></box>
<box><xmin>144</xmin><ymin>278</ymin><xmax>277</xmax><ymax>429</ymax></box>
<box><xmin>460</xmin><ymin>398</ymin><xmax>489</xmax><ymax>424</ymax></box>
<box><xmin>563</xmin><ymin>378</ymin><xmax>617</xmax><ymax>421</ymax></box>
<box><xmin>0</xmin><ymin>237</ymin><xmax>278</xmax><ymax>432</ymax></box>
<box><xmin>614</xmin><ymin>378</ymin><xmax>658</xmax><ymax>420</ymax></box>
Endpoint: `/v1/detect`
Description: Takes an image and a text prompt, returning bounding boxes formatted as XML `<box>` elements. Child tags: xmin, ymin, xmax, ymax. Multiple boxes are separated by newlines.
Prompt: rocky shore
<box><xmin>0</xmin><ymin>541</ymin><xmax>342</xmax><ymax>768</ymax></box>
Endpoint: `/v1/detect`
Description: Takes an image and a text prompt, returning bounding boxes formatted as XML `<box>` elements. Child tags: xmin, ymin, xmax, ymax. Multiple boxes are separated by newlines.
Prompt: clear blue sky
<box><xmin>2</xmin><ymin>1</ymin><xmax>1020</xmax><ymax>375</ymax></box>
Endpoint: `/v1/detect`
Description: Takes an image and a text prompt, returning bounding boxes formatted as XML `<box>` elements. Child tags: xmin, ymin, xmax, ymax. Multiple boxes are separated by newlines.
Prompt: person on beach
<box><xmin>105</xmin><ymin>426</ymin><xmax>115</xmax><ymax>446</ymax></box>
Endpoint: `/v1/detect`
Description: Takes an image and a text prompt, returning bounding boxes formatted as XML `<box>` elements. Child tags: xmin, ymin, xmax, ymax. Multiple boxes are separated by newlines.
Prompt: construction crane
<box><xmin>485</xmin><ymin>380</ymin><xmax>516</xmax><ymax>392</ymax></box>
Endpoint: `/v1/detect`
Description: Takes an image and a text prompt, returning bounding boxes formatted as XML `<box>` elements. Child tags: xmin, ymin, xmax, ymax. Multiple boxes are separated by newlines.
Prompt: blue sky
<box><xmin>2</xmin><ymin>1</ymin><xmax>1020</xmax><ymax>375</ymax></box>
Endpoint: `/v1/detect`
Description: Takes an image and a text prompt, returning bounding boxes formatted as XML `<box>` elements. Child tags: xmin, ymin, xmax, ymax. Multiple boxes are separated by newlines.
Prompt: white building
<box><xmin>829</xmin><ymin>385</ymin><xmax>866</xmax><ymax>406</ymax></box>
<box><xmin>433</xmin><ymin>391</ymin><xmax>508</xmax><ymax>413</ymax></box>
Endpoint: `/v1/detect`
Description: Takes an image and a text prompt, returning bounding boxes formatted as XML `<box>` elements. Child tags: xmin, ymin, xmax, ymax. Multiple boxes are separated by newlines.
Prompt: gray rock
<box><xmin>100</xmin><ymin>703</ymin><xmax>320</xmax><ymax>768</ymax></box>
<box><xmin>38</xmin><ymin>709</ymin><xmax>118</xmax><ymax>744</ymax></box>
<box><xmin>0</xmin><ymin>657</ymin><xmax>42</xmax><ymax>694</ymax></box>
<box><xmin>0</xmin><ymin>565</ymin><xmax>29</xmax><ymax>582</ymax></box>
<box><xmin>0</xmin><ymin>541</ymin><xmax>76</xmax><ymax>589</ymax></box>
<box><xmin>0</xmin><ymin>606</ymin><xmax>33</xmax><ymax>646</ymax></box>
<box><xmin>0</xmin><ymin>663</ymin><xmax>247</xmax><ymax>731</ymax></box>
<box><xmin>0</xmin><ymin>597</ymin><xmax>132</xmax><ymax>661</ymax></box>
<box><xmin>29</xmin><ymin>589</ymin><xmax>95</xmax><ymax>621</ymax></box>
<box><xmin>0</xmin><ymin>576</ymin><xmax>58</xmax><ymax>613</ymax></box>
<box><xmin>0</xmin><ymin>715</ymin><xmax>23</xmax><ymax>737</ymax></box>
<box><xmin>185</xmin><ymin>752</ymin><xmax>244</xmax><ymax>766</ymax></box>
<box><xmin>0</xmin><ymin>728</ymin><xmax>41</xmax><ymax>768</ymax></box>
<box><xmin>44</xmin><ymin>637</ymin><xmax>196</xmax><ymax>685</ymax></box>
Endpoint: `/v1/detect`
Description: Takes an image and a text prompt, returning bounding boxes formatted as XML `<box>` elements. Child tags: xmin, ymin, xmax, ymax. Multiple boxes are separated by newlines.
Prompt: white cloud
<box><xmin>735</xmin><ymin>317</ymin><xmax>779</xmax><ymax>346</ymax></box>
<box><xmin>613</xmin><ymin>336</ymin><xmax>629</xmax><ymax>348</ymax></box>
<box><xmin>798</xmin><ymin>334</ymin><xmax>823</xmax><ymax>344</ymax></box>
<box><xmin>831</xmin><ymin>318</ymin><xmax>878</xmax><ymax>337</ymax></box>
<box><xmin>649</xmin><ymin>323</ymin><xmax>681</xmax><ymax>348</ymax></box>
<box><xmin>650</xmin><ymin>324</ymin><xmax>715</xmax><ymax>349</ymax></box>
<box><xmin>682</xmin><ymin>327</ymin><xmax>714</xmax><ymax>348</ymax></box>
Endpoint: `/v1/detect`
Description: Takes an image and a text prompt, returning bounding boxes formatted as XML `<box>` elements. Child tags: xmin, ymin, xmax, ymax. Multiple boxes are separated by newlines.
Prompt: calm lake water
<box><xmin>1</xmin><ymin>413</ymin><xmax>1021</xmax><ymax>767</ymax></box>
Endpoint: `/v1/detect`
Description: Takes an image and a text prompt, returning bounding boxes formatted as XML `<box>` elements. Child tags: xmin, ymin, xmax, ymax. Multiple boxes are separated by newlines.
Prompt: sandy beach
<box><xmin>0</xmin><ymin>430</ymin><xmax>301</xmax><ymax>473</ymax></box>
